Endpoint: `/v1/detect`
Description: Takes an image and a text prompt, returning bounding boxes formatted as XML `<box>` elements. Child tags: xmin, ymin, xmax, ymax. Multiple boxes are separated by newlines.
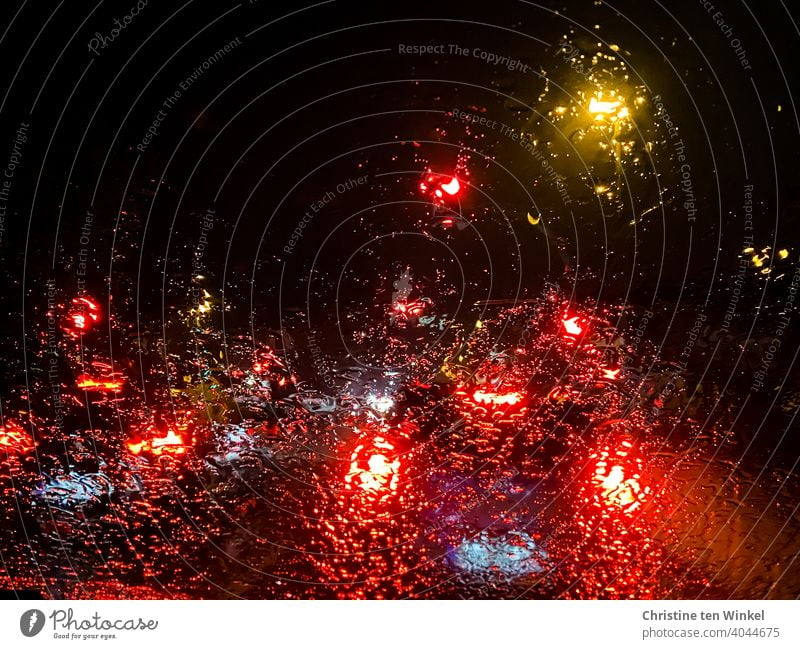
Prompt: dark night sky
<box><xmin>0</xmin><ymin>0</ymin><xmax>795</xmax><ymax>396</ymax></box>
<box><xmin>2</xmin><ymin>0</ymin><xmax>800</xmax><ymax>602</ymax></box>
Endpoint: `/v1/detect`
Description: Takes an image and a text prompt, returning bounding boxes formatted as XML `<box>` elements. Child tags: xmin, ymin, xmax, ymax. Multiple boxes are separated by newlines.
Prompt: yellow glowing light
<box><xmin>594</xmin><ymin>184</ymin><xmax>609</xmax><ymax>194</ymax></box>
<box><xmin>589</xmin><ymin>96</ymin><xmax>622</xmax><ymax>114</ymax></box>
<box><xmin>527</xmin><ymin>212</ymin><xmax>541</xmax><ymax>225</ymax></box>
<box><xmin>778</xmin><ymin>248</ymin><xmax>789</xmax><ymax>259</ymax></box>
<box><xmin>743</xmin><ymin>247</ymin><xmax>754</xmax><ymax>254</ymax></box>
<box><xmin>554</xmin><ymin>106</ymin><xmax>567</xmax><ymax>114</ymax></box>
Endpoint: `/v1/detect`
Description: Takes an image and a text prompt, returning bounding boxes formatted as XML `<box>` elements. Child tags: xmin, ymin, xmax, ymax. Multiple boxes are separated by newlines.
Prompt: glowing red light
<box><xmin>601</xmin><ymin>368</ymin><xmax>621</xmax><ymax>380</ymax></box>
<box><xmin>595</xmin><ymin>463</ymin><xmax>644</xmax><ymax>509</ymax></box>
<box><xmin>127</xmin><ymin>426</ymin><xmax>189</xmax><ymax>457</ymax></box>
<box><xmin>590</xmin><ymin>439</ymin><xmax>650</xmax><ymax>512</ymax></box>
<box><xmin>250</xmin><ymin>350</ymin><xmax>287</xmax><ymax>375</ymax></box>
<box><xmin>562</xmin><ymin>316</ymin><xmax>583</xmax><ymax>336</ymax></box>
<box><xmin>76</xmin><ymin>373</ymin><xmax>125</xmax><ymax>392</ymax></box>
<box><xmin>548</xmin><ymin>385</ymin><xmax>572</xmax><ymax>404</ymax></box>
<box><xmin>391</xmin><ymin>299</ymin><xmax>427</xmax><ymax>325</ymax></box>
<box><xmin>441</xmin><ymin>177</ymin><xmax>461</xmax><ymax>195</ymax></box>
<box><xmin>419</xmin><ymin>171</ymin><xmax>464</xmax><ymax>204</ymax></box>
<box><xmin>62</xmin><ymin>296</ymin><xmax>101</xmax><ymax>338</ymax></box>
<box><xmin>0</xmin><ymin>421</ymin><xmax>34</xmax><ymax>455</ymax></box>
<box><xmin>74</xmin><ymin>296</ymin><xmax>100</xmax><ymax>314</ymax></box>
<box><xmin>344</xmin><ymin>436</ymin><xmax>400</xmax><ymax>498</ymax></box>
<box><xmin>471</xmin><ymin>389</ymin><xmax>523</xmax><ymax>407</ymax></box>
